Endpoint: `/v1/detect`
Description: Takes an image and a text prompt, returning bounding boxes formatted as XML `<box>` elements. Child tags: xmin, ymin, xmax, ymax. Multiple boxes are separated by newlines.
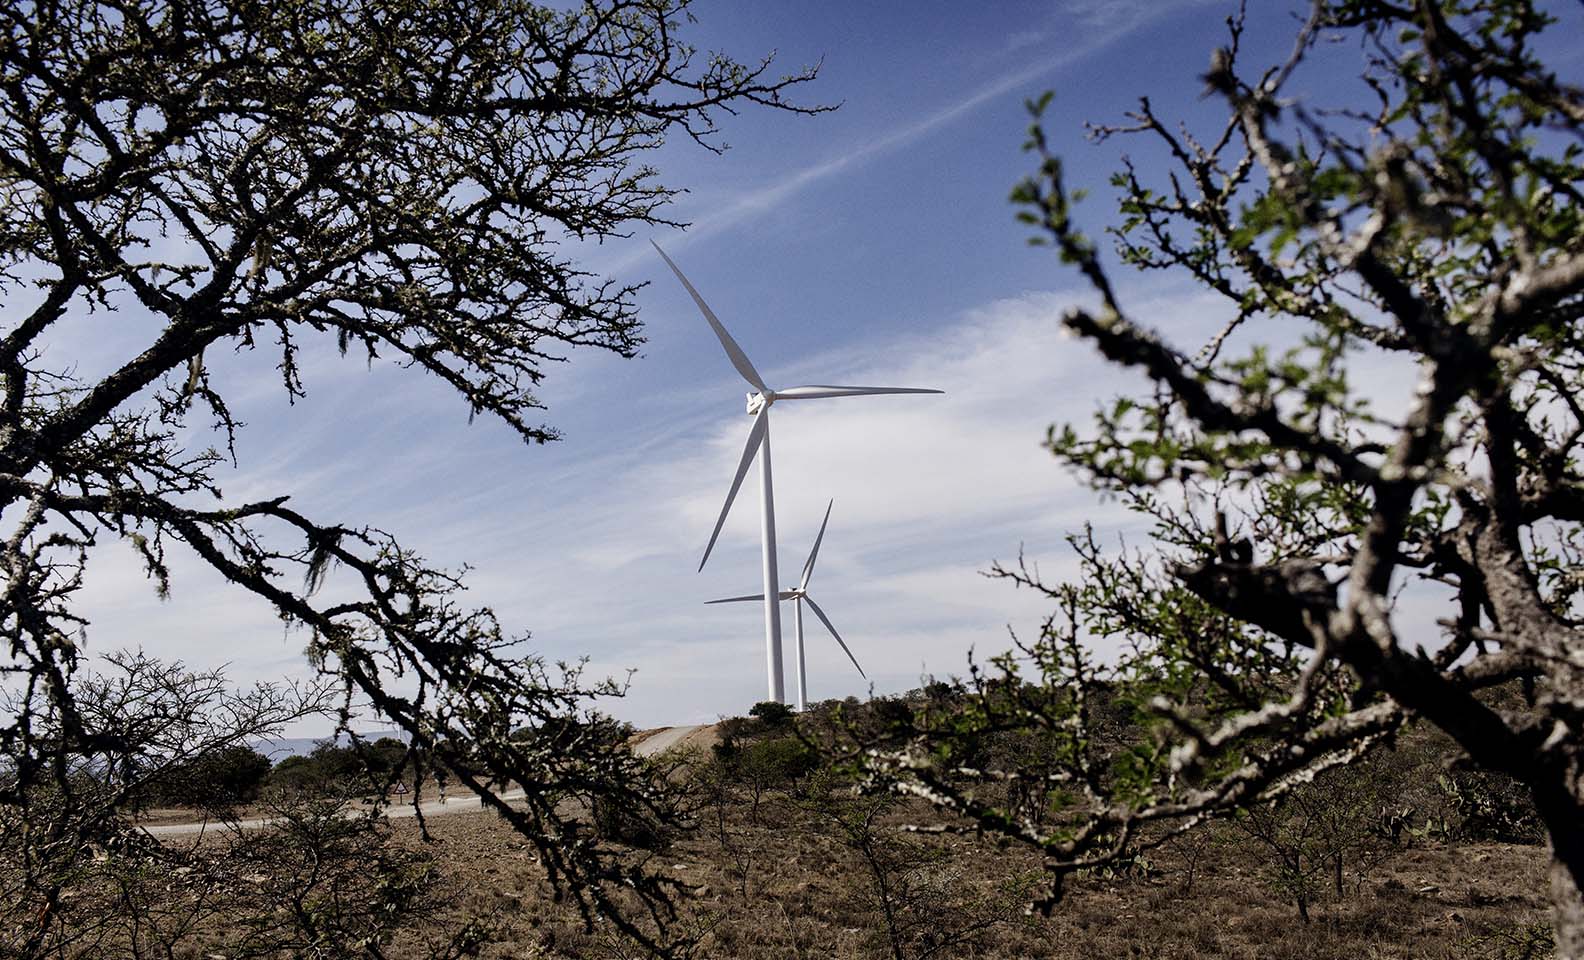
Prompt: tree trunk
<box><xmin>1535</xmin><ymin>769</ymin><xmax>1584</xmax><ymax>959</ymax></box>
<box><xmin>1550</xmin><ymin>858</ymin><xmax>1584</xmax><ymax>960</ymax></box>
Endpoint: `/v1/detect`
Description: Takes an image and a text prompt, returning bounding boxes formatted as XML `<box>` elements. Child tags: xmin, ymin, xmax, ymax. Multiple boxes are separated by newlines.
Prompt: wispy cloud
<box><xmin>596</xmin><ymin>0</ymin><xmax>1222</xmax><ymax>276</ymax></box>
<box><xmin>1065</xmin><ymin>0</ymin><xmax>1204</xmax><ymax>30</ymax></box>
<box><xmin>75</xmin><ymin>285</ymin><xmax>1234</xmax><ymax>728</ymax></box>
<box><xmin>73</xmin><ymin>270</ymin><xmax>1434</xmax><ymax>731</ymax></box>
<box><xmin>447</xmin><ymin>286</ymin><xmax>1241</xmax><ymax>722</ymax></box>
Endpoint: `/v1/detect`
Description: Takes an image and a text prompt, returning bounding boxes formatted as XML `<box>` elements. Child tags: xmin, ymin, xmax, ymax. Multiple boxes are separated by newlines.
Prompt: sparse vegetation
<box><xmin>142</xmin><ymin>744</ymin><xmax>274</xmax><ymax>812</ymax></box>
<box><xmin>19</xmin><ymin>695</ymin><xmax>1554</xmax><ymax>957</ymax></box>
<box><xmin>5</xmin><ymin>0</ymin><xmax>1575</xmax><ymax>954</ymax></box>
<box><xmin>0</xmin><ymin>0</ymin><xmax>823</xmax><ymax>950</ymax></box>
<box><xmin>856</xmin><ymin>0</ymin><xmax>1584</xmax><ymax>952</ymax></box>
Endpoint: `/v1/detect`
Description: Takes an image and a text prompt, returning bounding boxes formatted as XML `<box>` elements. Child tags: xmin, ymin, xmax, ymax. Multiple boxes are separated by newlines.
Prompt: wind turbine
<box><xmin>652</xmin><ymin>241</ymin><xmax>940</xmax><ymax>704</ymax></box>
<box><xmin>707</xmin><ymin>500</ymin><xmax>862</xmax><ymax>712</ymax></box>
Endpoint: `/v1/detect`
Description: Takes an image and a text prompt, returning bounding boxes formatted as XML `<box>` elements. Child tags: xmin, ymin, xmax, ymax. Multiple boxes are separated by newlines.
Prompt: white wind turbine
<box><xmin>707</xmin><ymin>500</ymin><xmax>862</xmax><ymax>712</ymax></box>
<box><xmin>652</xmin><ymin>241</ymin><xmax>941</xmax><ymax>704</ymax></box>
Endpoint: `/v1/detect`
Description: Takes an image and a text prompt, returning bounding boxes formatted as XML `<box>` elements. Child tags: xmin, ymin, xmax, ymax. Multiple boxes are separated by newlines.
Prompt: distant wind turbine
<box><xmin>652</xmin><ymin>241</ymin><xmax>940</xmax><ymax>704</ymax></box>
<box><xmin>707</xmin><ymin>500</ymin><xmax>862</xmax><ymax>712</ymax></box>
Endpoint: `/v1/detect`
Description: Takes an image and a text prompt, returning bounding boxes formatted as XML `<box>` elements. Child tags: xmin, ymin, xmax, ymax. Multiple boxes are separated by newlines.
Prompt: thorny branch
<box><xmin>857</xmin><ymin>0</ymin><xmax>1584</xmax><ymax>931</ymax></box>
<box><xmin>0</xmin><ymin>0</ymin><xmax>825</xmax><ymax>951</ymax></box>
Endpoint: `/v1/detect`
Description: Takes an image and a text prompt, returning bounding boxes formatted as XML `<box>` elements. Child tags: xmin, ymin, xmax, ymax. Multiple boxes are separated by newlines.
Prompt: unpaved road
<box><xmin>139</xmin><ymin>786</ymin><xmax>532</xmax><ymax>837</ymax></box>
<box><xmin>141</xmin><ymin>724</ymin><xmax>714</xmax><ymax>837</ymax></box>
<box><xmin>631</xmin><ymin>724</ymin><xmax>712</xmax><ymax>756</ymax></box>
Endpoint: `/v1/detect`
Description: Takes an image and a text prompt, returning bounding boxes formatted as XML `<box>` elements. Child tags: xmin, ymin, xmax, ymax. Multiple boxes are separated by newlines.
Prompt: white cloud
<box><xmin>448</xmin><ymin>286</ymin><xmax>1230</xmax><ymax>721</ymax></box>
<box><xmin>67</xmin><ymin>278</ymin><xmax>1272</xmax><ymax>729</ymax></box>
<box><xmin>1065</xmin><ymin>0</ymin><xmax>1205</xmax><ymax>30</ymax></box>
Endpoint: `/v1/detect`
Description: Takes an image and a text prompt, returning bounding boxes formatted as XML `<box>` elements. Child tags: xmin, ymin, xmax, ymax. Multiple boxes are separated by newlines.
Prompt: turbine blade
<box><xmin>775</xmin><ymin>385</ymin><xmax>943</xmax><ymax>400</ymax></box>
<box><xmin>699</xmin><ymin>406</ymin><xmax>768</xmax><ymax>571</ymax></box>
<box><xmin>651</xmin><ymin>241</ymin><xmax>767</xmax><ymax>391</ymax></box>
<box><xmin>778</xmin><ymin>590</ymin><xmax>797</xmax><ymax>600</ymax></box>
<box><xmin>705</xmin><ymin>594</ymin><xmax>765</xmax><ymax>604</ymax></box>
<box><xmin>801</xmin><ymin>499</ymin><xmax>833</xmax><ymax>590</ymax></box>
<box><xmin>804</xmin><ymin>595</ymin><xmax>864</xmax><ymax>679</ymax></box>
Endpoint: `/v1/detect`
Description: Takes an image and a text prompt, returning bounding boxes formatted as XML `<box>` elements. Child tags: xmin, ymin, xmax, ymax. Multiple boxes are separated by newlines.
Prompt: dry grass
<box><xmin>99</xmin><ymin>712</ymin><xmax>1554</xmax><ymax>958</ymax></box>
<box><xmin>382</xmin><ymin>792</ymin><xmax>1551</xmax><ymax>959</ymax></box>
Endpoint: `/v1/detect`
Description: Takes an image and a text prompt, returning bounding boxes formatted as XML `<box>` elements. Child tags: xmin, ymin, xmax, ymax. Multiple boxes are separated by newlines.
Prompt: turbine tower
<box><xmin>653</xmin><ymin>241</ymin><xmax>940</xmax><ymax>704</ymax></box>
<box><xmin>707</xmin><ymin>500</ymin><xmax>863</xmax><ymax>711</ymax></box>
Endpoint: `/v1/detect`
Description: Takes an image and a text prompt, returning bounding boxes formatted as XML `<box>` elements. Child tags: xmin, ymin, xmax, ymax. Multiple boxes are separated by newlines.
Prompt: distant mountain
<box><xmin>250</xmin><ymin>730</ymin><xmax>405</xmax><ymax>760</ymax></box>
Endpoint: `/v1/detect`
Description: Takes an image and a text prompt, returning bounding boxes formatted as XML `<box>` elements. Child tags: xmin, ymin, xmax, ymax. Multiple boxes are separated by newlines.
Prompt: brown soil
<box><xmin>383</xmin><ymin>794</ymin><xmax>1552</xmax><ymax>959</ymax></box>
<box><xmin>125</xmin><ymin>721</ymin><xmax>1555</xmax><ymax>958</ymax></box>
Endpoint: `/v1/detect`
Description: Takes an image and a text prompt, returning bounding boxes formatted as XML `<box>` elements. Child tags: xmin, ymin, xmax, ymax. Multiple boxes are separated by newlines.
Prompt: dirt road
<box><xmin>631</xmin><ymin>724</ymin><xmax>713</xmax><ymax>755</ymax></box>
<box><xmin>142</xmin><ymin>723</ymin><xmax>716</xmax><ymax>837</ymax></box>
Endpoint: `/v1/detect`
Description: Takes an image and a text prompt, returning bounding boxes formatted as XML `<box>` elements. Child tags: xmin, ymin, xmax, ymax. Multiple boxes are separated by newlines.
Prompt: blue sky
<box><xmin>65</xmin><ymin>1</ymin><xmax>1581</xmax><ymax>731</ymax></box>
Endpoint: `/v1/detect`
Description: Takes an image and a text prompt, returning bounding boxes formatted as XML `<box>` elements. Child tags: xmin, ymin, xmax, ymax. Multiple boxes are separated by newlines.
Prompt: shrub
<box><xmin>307</xmin><ymin>742</ymin><xmax>364</xmax><ymax>783</ymax></box>
<box><xmin>1440</xmin><ymin>768</ymin><xmax>1545</xmax><ymax>845</ymax></box>
<box><xmin>741</xmin><ymin>737</ymin><xmax>818</xmax><ymax>785</ymax></box>
<box><xmin>145</xmin><ymin>745</ymin><xmax>273</xmax><ymax>809</ymax></box>
<box><xmin>590</xmin><ymin>795</ymin><xmax>669</xmax><ymax>850</ymax></box>
<box><xmin>363</xmin><ymin>737</ymin><xmax>409</xmax><ymax>777</ymax></box>
<box><xmin>268</xmin><ymin>755</ymin><xmax>327</xmax><ymax>794</ymax></box>
<box><xmin>748</xmin><ymin>701</ymin><xmax>794</xmax><ymax>728</ymax></box>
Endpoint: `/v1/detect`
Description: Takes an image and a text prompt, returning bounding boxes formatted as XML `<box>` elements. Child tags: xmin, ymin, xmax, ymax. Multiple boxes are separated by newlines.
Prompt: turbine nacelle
<box><xmin>648</xmin><ymin>241</ymin><xmax>942</xmax><ymax>573</ymax></box>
